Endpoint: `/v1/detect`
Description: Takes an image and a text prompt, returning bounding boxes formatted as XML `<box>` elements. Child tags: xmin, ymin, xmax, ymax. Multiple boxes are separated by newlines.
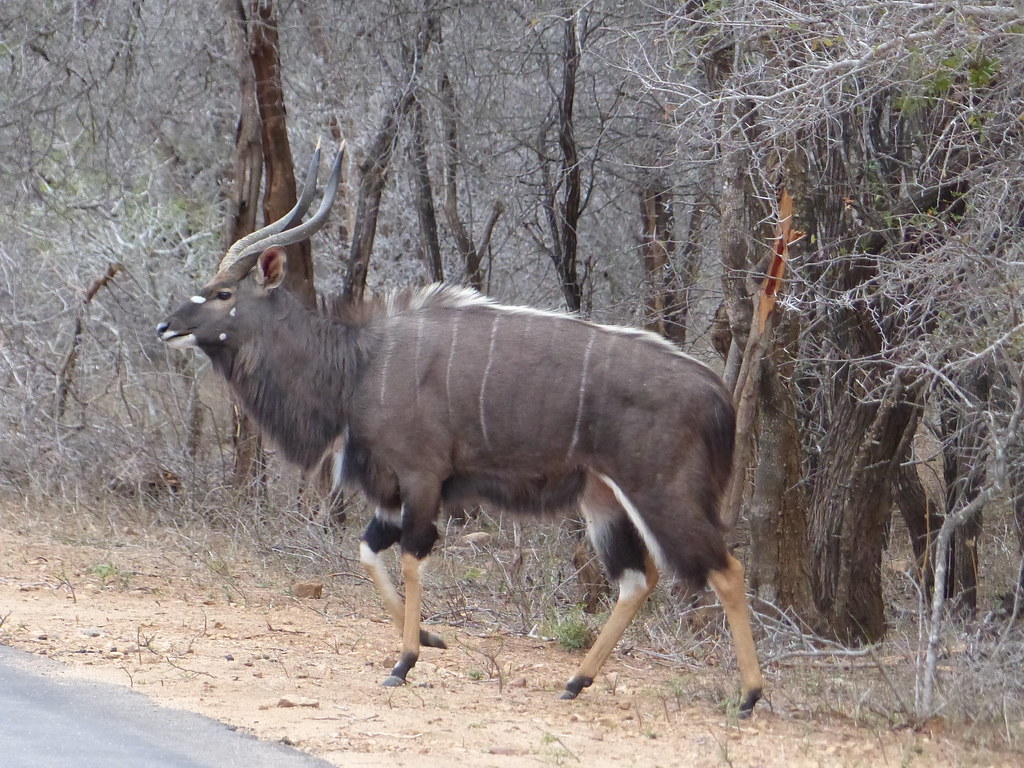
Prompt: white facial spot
<box><xmin>218</xmin><ymin>333</ymin><xmax>227</xmax><ymax>341</ymax></box>
<box><xmin>190</xmin><ymin>295</ymin><xmax>206</xmax><ymax>304</ymax></box>
<box><xmin>229</xmin><ymin>307</ymin><xmax>237</xmax><ymax>317</ymax></box>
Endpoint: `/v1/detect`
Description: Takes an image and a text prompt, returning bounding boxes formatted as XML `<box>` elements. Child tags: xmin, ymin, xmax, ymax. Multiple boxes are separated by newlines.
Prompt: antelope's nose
<box><xmin>156</xmin><ymin>321</ymin><xmax>169</xmax><ymax>336</ymax></box>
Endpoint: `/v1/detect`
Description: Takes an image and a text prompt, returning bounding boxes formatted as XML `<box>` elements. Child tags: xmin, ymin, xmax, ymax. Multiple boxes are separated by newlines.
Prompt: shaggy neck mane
<box><xmin>211</xmin><ymin>283</ymin><xmax>487</xmax><ymax>470</ymax></box>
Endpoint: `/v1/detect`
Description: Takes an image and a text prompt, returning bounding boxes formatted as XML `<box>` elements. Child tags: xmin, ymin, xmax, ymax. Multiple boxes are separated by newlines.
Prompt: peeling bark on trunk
<box><xmin>747</xmin><ymin>310</ymin><xmax>817</xmax><ymax>621</ymax></box>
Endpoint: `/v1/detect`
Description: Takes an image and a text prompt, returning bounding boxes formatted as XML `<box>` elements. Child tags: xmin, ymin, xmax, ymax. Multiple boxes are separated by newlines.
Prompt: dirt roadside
<box><xmin>0</xmin><ymin>522</ymin><xmax>1011</xmax><ymax>767</ymax></box>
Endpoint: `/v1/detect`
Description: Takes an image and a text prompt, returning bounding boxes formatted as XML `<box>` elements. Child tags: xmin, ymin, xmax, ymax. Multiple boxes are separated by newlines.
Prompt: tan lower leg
<box><xmin>380</xmin><ymin>553</ymin><xmax>428</xmax><ymax>686</ymax></box>
<box><xmin>563</xmin><ymin>557</ymin><xmax>659</xmax><ymax>698</ymax></box>
<box><xmin>708</xmin><ymin>552</ymin><xmax>764</xmax><ymax>713</ymax></box>
<box><xmin>400</xmin><ymin>553</ymin><xmax>425</xmax><ymax>660</ymax></box>
<box><xmin>360</xmin><ymin>542</ymin><xmax>405</xmax><ymax>636</ymax></box>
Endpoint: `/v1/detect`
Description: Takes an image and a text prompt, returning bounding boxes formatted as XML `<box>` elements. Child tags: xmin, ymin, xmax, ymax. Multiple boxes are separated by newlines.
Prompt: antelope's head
<box><xmin>157</xmin><ymin>142</ymin><xmax>344</xmax><ymax>354</ymax></box>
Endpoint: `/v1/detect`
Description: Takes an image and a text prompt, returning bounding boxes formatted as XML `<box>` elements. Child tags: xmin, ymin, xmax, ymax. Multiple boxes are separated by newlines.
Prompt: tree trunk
<box><xmin>718</xmin><ymin>134</ymin><xmax>758</xmax><ymax>392</ymax></box>
<box><xmin>747</xmin><ymin>310</ymin><xmax>817</xmax><ymax>621</ymax></box>
<box><xmin>439</xmin><ymin>70</ymin><xmax>503</xmax><ymax>292</ymax></box>
<box><xmin>740</xmin><ymin>151</ymin><xmax>818</xmax><ymax>623</ymax></box>
<box><xmin>226</xmin><ymin>0</ymin><xmax>311</xmax><ymax>492</ymax></box>
<box><xmin>807</xmin><ymin>376</ymin><xmax>921</xmax><ymax>642</ymax></box>
<box><xmin>893</xmin><ymin>462</ymin><xmax>944</xmax><ymax>596</ymax></box>
<box><xmin>249</xmin><ymin>0</ymin><xmax>314</xmax><ymax>308</ymax></box>
<box><xmin>344</xmin><ymin>6</ymin><xmax>438</xmax><ymax>302</ymax></box>
<box><xmin>541</xmin><ymin>11</ymin><xmax>584</xmax><ymax>313</ymax></box>
<box><xmin>940</xmin><ymin>369</ymin><xmax>991</xmax><ymax>617</ymax></box>
<box><xmin>639</xmin><ymin>184</ymin><xmax>689</xmax><ymax>346</ymax></box>
<box><xmin>411</xmin><ymin>99</ymin><xmax>444</xmax><ymax>283</ymax></box>
<box><xmin>223</xmin><ymin>0</ymin><xmax>265</xmax><ymax>493</ymax></box>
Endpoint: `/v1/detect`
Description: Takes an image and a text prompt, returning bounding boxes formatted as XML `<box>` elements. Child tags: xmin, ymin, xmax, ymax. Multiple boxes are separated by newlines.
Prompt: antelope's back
<box><xmin>347</xmin><ymin>289</ymin><xmax>734</xmax><ymax>498</ymax></box>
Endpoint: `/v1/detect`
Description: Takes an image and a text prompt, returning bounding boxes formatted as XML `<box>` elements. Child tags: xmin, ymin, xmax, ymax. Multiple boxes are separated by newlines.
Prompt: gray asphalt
<box><xmin>0</xmin><ymin>644</ymin><xmax>334</xmax><ymax>768</ymax></box>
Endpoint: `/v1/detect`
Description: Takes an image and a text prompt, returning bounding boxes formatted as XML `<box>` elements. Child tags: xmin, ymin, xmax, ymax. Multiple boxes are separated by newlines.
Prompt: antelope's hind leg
<box><xmin>562</xmin><ymin>475</ymin><xmax>659</xmax><ymax>700</ymax></box>
<box><xmin>708</xmin><ymin>552</ymin><xmax>764</xmax><ymax>717</ymax></box>
<box><xmin>380</xmin><ymin>484</ymin><xmax>443</xmax><ymax>688</ymax></box>
<box><xmin>359</xmin><ymin>508</ymin><xmax>446</xmax><ymax>666</ymax></box>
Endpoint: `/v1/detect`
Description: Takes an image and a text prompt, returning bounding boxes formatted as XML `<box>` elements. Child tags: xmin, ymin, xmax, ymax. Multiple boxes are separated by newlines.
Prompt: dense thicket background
<box><xmin>2</xmin><ymin>0</ymin><xmax>1022</xmax><ymax>725</ymax></box>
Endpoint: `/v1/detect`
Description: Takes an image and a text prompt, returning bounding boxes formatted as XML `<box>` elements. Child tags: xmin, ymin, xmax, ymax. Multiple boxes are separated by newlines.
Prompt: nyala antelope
<box><xmin>158</xmin><ymin>143</ymin><xmax>764</xmax><ymax>715</ymax></box>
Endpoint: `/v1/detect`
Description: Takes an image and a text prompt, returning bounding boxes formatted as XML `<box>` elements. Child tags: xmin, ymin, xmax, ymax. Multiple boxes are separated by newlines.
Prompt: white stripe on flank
<box><xmin>568</xmin><ymin>328</ymin><xmax>596</xmax><ymax>456</ymax></box>
<box><xmin>379</xmin><ymin>283</ymin><xmax>707</xmax><ymax>372</ymax></box>
<box><xmin>445</xmin><ymin>311</ymin><xmax>461</xmax><ymax>424</ymax></box>
<box><xmin>485</xmin><ymin>301</ymin><xmax>708</xmax><ymax>370</ymax></box>
<box><xmin>413</xmin><ymin>315</ymin><xmax>425</xmax><ymax>407</ymax></box>
<box><xmin>379</xmin><ymin>326</ymin><xmax>395</xmax><ymax>406</ymax></box>
<box><xmin>478</xmin><ymin>314</ymin><xmax>501</xmax><ymax>449</ymax></box>
<box><xmin>595</xmin><ymin>472</ymin><xmax>668</xmax><ymax>573</ymax></box>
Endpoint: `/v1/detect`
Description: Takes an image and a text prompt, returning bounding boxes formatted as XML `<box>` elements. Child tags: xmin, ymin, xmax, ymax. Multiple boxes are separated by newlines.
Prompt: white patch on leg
<box><xmin>580</xmin><ymin>500</ymin><xmax>614</xmax><ymax>557</ymax></box>
<box><xmin>376</xmin><ymin>506</ymin><xmax>403</xmax><ymax>527</ymax></box>
<box><xmin>617</xmin><ymin>569</ymin><xmax>650</xmax><ymax>602</ymax></box>
<box><xmin>330</xmin><ymin>448</ymin><xmax>345</xmax><ymax>495</ymax></box>
<box><xmin>359</xmin><ymin>540</ymin><xmax>380</xmax><ymax>567</ymax></box>
<box><xmin>595</xmin><ymin>472</ymin><xmax>669</xmax><ymax>572</ymax></box>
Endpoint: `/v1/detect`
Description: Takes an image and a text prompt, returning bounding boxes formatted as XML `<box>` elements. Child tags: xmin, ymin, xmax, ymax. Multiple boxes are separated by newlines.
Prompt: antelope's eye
<box><xmin>216</xmin><ymin>291</ymin><xmax>232</xmax><ymax>301</ymax></box>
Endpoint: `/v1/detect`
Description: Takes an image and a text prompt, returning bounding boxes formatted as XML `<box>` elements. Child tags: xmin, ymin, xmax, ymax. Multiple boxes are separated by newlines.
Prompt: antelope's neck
<box><xmin>227</xmin><ymin>308</ymin><xmax>358</xmax><ymax>470</ymax></box>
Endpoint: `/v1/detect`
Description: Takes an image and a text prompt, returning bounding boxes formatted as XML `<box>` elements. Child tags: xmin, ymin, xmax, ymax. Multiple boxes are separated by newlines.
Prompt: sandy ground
<box><xmin>0</xmin><ymin>522</ymin><xmax>1015</xmax><ymax>767</ymax></box>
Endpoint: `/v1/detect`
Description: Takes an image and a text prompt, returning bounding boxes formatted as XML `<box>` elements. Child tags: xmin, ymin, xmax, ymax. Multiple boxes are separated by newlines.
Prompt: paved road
<box><xmin>0</xmin><ymin>644</ymin><xmax>333</xmax><ymax>768</ymax></box>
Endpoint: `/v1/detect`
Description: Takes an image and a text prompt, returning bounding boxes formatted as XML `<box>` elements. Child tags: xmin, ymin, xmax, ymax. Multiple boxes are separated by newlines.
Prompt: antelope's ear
<box><xmin>257</xmin><ymin>247</ymin><xmax>287</xmax><ymax>289</ymax></box>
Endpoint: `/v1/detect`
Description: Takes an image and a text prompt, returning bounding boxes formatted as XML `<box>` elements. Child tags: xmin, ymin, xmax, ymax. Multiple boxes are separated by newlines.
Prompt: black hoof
<box><xmin>560</xmin><ymin>675</ymin><xmax>593</xmax><ymax>700</ymax></box>
<box><xmin>382</xmin><ymin>675</ymin><xmax>406</xmax><ymax>687</ymax></box>
<box><xmin>420</xmin><ymin>630</ymin><xmax>447</xmax><ymax>649</ymax></box>
<box><xmin>738</xmin><ymin>688</ymin><xmax>763</xmax><ymax>718</ymax></box>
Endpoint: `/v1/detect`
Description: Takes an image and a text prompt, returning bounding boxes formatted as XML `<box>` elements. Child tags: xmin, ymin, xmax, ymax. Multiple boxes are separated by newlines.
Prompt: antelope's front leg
<box><xmin>359</xmin><ymin>509</ymin><xmax>446</xmax><ymax>664</ymax></box>
<box><xmin>382</xmin><ymin>498</ymin><xmax>441</xmax><ymax>687</ymax></box>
